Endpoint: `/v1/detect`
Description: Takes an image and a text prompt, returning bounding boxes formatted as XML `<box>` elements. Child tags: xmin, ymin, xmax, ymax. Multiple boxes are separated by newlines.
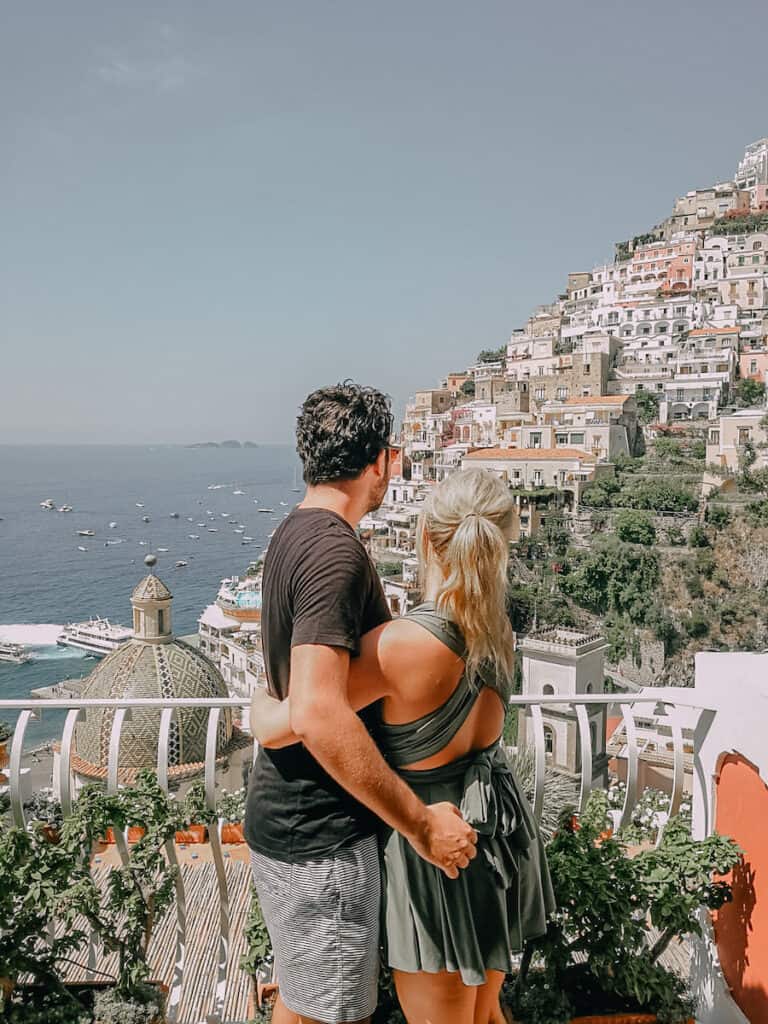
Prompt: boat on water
<box><xmin>233</xmin><ymin>489</ymin><xmax>245</xmax><ymax>495</ymax></box>
<box><xmin>207</xmin><ymin>528</ymin><xmax>218</xmax><ymax>533</ymax></box>
<box><xmin>77</xmin><ymin>545</ymin><xmax>88</xmax><ymax>552</ymax></box>
<box><xmin>109</xmin><ymin>522</ymin><xmax>118</xmax><ymax>529</ymax></box>
<box><xmin>104</xmin><ymin>539</ymin><xmax>123</xmax><ymax>546</ymax></box>
<box><xmin>188</xmin><ymin>534</ymin><xmax>200</xmax><ymax>539</ymax></box>
<box><xmin>175</xmin><ymin>560</ymin><xmax>188</xmax><ymax>568</ymax></box>
<box><xmin>197</xmin><ymin>522</ymin><xmax>206</xmax><ymax>527</ymax></box>
<box><xmin>216</xmin><ymin>571</ymin><xmax>262</xmax><ymax>621</ymax></box>
<box><xmin>170</xmin><ymin>512</ymin><xmax>180</xmax><ymax>519</ymax></box>
<box><xmin>142</xmin><ymin>515</ymin><xmax>151</xmax><ymax>523</ymax></box>
<box><xmin>0</xmin><ymin>641</ymin><xmax>31</xmax><ymax>665</ymax></box>
<box><xmin>257</xmin><ymin>508</ymin><xmax>274</xmax><ymax>513</ymax></box>
<box><xmin>57</xmin><ymin>505</ymin><xmax>73</xmax><ymax>513</ymax></box>
<box><xmin>77</xmin><ymin>529</ymin><xmax>95</xmax><ymax>537</ymax></box>
<box><xmin>157</xmin><ymin>547</ymin><xmax>169</xmax><ymax>552</ymax></box>
<box><xmin>243</xmin><ymin>536</ymin><xmax>253</xmax><ymax>542</ymax></box>
<box><xmin>40</xmin><ymin>499</ymin><xmax>55</xmax><ymax>510</ymax></box>
<box><xmin>220</xmin><ymin>513</ymin><xmax>231</xmax><ymax>518</ymax></box>
<box><xmin>233</xmin><ymin>528</ymin><xmax>245</xmax><ymax>534</ymax></box>
<box><xmin>136</xmin><ymin>503</ymin><xmax>145</xmax><ymax>508</ymax></box>
<box><xmin>57</xmin><ymin>618</ymin><xmax>133</xmax><ymax>657</ymax></box>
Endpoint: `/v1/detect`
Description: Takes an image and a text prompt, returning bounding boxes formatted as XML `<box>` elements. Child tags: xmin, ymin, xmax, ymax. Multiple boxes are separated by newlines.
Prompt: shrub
<box><xmin>615</xmin><ymin>478</ymin><xmax>699</xmax><ymax>512</ymax></box>
<box><xmin>706</xmin><ymin>505</ymin><xmax>731</xmax><ymax>529</ymax></box>
<box><xmin>665</xmin><ymin>524</ymin><xmax>685</xmax><ymax>546</ymax></box>
<box><xmin>560</xmin><ymin>538</ymin><xmax>659</xmax><ymax>624</ymax></box>
<box><xmin>685</xmin><ymin>613</ymin><xmax>710</xmax><ymax>638</ymax></box>
<box><xmin>688</xmin><ymin>525</ymin><xmax>710</xmax><ymax>548</ymax></box>
<box><xmin>614</xmin><ymin>509</ymin><xmax>657</xmax><ymax>545</ymax></box>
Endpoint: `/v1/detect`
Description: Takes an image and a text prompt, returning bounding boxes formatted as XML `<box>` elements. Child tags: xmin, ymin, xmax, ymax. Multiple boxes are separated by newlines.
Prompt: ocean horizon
<box><xmin>0</xmin><ymin>443</ymin><xmax>299</xmax><ymax>743</ymax></box>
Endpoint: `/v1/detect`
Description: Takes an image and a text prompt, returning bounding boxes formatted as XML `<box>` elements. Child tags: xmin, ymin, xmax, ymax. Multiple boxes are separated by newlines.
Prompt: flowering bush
<box><xmin>217</xmin><ymin>786</ymin><xmax>247</xmax><ymax>824</ymax></box>
<box><xmin>608</xmin><ymin>781</ymin><xmax>692</xmax><ymax>844</ymax></box>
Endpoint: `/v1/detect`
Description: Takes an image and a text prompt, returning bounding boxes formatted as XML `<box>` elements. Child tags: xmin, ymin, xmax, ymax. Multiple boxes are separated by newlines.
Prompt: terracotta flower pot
<box><xmin>41</xmin><ymin>824</ymin><xmax>61</xmax><ymax>844</ymax></box>
<box><xmin>0</xmin><ymin>742</ymin><xmax>8</xmax><ymax>770</ymax></box>
<box><xmin>104</xmin><ymin>826</ymin><xmax>146</xmax><ymax>844</ymax></box>
<box><xmin>175</xmin><ymin>824</ymin><xmax>207</xmax><ymax>844</ymax></box>
<box><xmin>221</xmin><ymin>821</ymin><xmax>245</xmax><ymax>844</ymax></box>
<box><xmin>570</xmin><ymin>1015</ymin><xmax>693</xmax><ymax>1023</ymax></box>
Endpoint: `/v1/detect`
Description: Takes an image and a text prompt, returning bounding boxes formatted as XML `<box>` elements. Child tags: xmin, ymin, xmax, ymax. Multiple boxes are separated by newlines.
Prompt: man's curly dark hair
<box><xmin>296</xmin><ymin>382</ymin><xmax>393</xmax><ymax>486</ymax></box>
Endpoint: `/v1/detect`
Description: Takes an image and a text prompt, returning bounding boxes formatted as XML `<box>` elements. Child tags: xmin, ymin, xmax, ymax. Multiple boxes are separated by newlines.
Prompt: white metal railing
<box><xmin>1</xmin><ymin>692</ymin><xmax>712</xmax><ymax>1022</ymax></box>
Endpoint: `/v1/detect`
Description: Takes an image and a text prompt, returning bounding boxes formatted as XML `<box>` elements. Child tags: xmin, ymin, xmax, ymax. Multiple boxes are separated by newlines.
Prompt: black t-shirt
<box><xmin>244</xmin><ymin>507</ymin><xmax>392</xmax><ymax>861</ymax></box>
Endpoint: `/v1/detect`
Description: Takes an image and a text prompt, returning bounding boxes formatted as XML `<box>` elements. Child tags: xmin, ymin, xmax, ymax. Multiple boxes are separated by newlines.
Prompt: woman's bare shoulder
<box><xmin>376</xmin><ymin>616</ymin><xmax>461</xmax><ymax>676</ymax></box>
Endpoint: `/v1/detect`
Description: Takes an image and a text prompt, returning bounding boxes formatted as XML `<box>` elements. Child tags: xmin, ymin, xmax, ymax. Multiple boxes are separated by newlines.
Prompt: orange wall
<box><xmin>714</xmin><ymin>753</ymin><xmax>768</xmax><ymax>1023</ymax></box>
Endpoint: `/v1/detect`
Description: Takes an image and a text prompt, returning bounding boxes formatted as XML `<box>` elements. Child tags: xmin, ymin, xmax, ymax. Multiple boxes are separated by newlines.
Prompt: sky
<box><xmin>2</xmin><ymin>0</ymin><xmax>767</xmax><ymax>444</ymax></box>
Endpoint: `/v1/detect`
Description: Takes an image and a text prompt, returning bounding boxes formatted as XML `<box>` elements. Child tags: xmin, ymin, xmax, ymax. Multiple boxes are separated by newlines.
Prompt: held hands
<box><xmin>410</xmin><ymin>802</ymin><xmax>478</xmax><ymax>880</ymax></box>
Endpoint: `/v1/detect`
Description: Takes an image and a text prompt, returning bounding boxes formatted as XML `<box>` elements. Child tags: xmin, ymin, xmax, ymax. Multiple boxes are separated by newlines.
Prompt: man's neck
<box><xmin>299</xmin><ymin>484</ymin><xmax>367</xmax><ymax>530</ymax></box>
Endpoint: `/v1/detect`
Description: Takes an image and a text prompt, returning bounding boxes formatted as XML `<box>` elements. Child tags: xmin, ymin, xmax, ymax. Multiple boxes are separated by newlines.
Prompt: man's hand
<box><xmin>408</xmin><ymin>802</ymin><xmax>478</xmax><ymax>880</ymax></box>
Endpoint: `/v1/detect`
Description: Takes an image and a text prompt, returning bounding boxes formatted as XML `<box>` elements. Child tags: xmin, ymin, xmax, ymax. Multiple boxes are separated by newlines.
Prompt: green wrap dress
<box><xmin>376</xmin><ymin>603</ymin><xmax>556</xmax><ymax>986</ymax></box>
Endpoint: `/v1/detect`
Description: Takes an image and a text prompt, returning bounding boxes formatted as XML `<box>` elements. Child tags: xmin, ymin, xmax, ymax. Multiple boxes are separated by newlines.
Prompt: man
<box><xmin>245</xmin><ymin>382</ymin><xmax>477</xmax><ymax>1024</ymax></box>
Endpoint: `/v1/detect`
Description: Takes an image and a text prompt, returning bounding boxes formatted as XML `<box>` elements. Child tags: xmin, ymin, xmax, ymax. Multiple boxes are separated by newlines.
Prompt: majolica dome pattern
<box><xmin>74</xmin><ymin>638</ymin><xmax>233</xmax><ymax>772</ymax></box>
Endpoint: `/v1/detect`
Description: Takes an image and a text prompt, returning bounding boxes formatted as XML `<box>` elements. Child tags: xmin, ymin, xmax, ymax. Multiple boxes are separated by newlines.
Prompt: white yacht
<box><xmin>77</xmin><ymin>529</ymin><xmax>96</xmax><ymax>537</ymax></box>
<box><xmin>109</xmin><ymin>521</ymin><xmax>118</xmax><ymax>529</ymax></box>
<box><xmin>57</xmin><ymin>505</ymin><xmax>73</xmax><ymax>513</ymax></box>
<box><xmin>175</xmin><ymin>560</ymin><xmax>188</xmax><ymax>568</ymax></box>
<box><xmin>233</xmin><ymin>489</ymin><xmax>245</xmax><ymax>495</ymax></box>
<box><xmin>0</xmin><ymin>641</ymin><xmax>31</xmax><ymax>664</ymax></box>
<box><xmin>257</xmin><ymin>507</ymin><xmax>274</xmax><ymax>513</ymax></box>
<box><xmin>40</xmin><ymin>499</ymin><xmax>55</xmax><ymax>510</ymax></box>
<box><xmin>57</xmin><ymin>617</ymin><xmax>133</xmax><ymax>657</ymax></box>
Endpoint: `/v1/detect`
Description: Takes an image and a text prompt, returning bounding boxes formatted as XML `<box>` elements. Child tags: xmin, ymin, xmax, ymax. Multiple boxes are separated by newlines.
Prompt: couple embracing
<box><xmin>245</xmin><ymin>382</ymin><xmax>554</xmax><ymax>1024</ymax></box>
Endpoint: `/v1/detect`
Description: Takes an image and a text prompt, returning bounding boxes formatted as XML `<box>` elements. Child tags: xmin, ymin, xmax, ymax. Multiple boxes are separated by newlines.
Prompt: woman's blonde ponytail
<box><xmin>418</xmin><ymin>469</ymin><xmax>515</xmax><ymax>693</ymax></box>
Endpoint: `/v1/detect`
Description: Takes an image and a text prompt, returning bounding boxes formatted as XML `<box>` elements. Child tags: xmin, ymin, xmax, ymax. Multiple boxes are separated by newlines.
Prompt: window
<box><xmin>676</xmin><ymin>389</ymin><xmax>684</xmax><ymax>401</ymax></box>
<box><xmin>751</xmin><ymin>360</ymin><xmax>758</xmax><ymax>374</ymax></box>
<box><xmin>530</xmin><ymin>432</ymin><xmax>542</xmax><ymax>448</ymax></box>
<box><xmin>709</xmin><ymin>429</ymin><xmax>720</xmax><ymax>444</ymax></box>
<box><xmin>158</xmin><ymin>609</ymin><xmax>165</xmax><ymax>634</ymax></box>
<box><xmin>534</xmin><ymin>387</ymin><xmax>545</xmax><ymax>401</ymax></box>
<box><xmin>570</xmin><ymin>432</ymin><xmax>585</xmax><ymax>445</ymax></box>
<box><xmin>556</xmin><ymin>433</ymin><xmax>569</xmax><ymax>445</ymax></box>
<box><xmin>583</xmin><ymin>363</ymin><xmax>591</xmax><ymax>374</ymax></box>
<box><xmin>533</xmin><ymin>470</ymin><xmax>543</xmax><ymax>485</ymax></box>
<box><xmin>739</xmin><ymin>428</ymin><xmax>751</xmax><ymax>444</ymax></box>
<box><xmin>542</xmin><ymin>684</ymin><xmax>555</xmax><ymax>695</ymax></box>
<box><xmin>556</xmin><ymin>387</ymin><xmax>568</xmax><ymax>400</ymax></box>
<box><xmin>543</xmin><ymin>726</ymin><xmax>555</xmax><ymax>757</ymax></box>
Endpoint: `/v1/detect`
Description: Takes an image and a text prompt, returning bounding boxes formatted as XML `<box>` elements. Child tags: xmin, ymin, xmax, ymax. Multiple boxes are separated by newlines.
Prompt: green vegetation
<box><xmin>460</xmin><ymin>378</ymin><xmax>476</xmax><ymax>397</ymax></box>
<box><xmin>505</xmin><ymin>791</ymin><xmax>740</xmax><ymax>1024</ymax></box>
<box><xmin>560</xmin><ymin>538</ymin><xmax>659</xmax><ymax>624</ymax></box>
<box><xmin>635</xmin><ymin>390</ymin><xmax>661</xmax><ymax>425</ymax></box>
<box><xmin>733</xmin><ymin>378</ymin><xmax>766</xmax><ymax>408</ymax></box>
<box><xmin>476</xmin><ymin>345</ymin><xmax>506</xmax><ymax>363</ymax></box>
<box><xmin>712</xmin><ymin>211</ymin><xmax>768</xmax><ymax>235</ymax></box>
<box><xmin>614</xmin><ymin>509</ymin><xmax>656</xmax><ymax>545</ymax></box>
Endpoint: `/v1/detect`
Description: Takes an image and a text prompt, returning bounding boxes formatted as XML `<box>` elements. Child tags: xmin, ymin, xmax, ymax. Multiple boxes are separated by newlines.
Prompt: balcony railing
<box><xmin>0</xmin><ymin>691</ymin><xmax>719</xmax><ymax>1023</ymax></box>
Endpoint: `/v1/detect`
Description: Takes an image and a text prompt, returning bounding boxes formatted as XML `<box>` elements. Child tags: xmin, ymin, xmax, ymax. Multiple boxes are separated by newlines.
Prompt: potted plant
<box><xmin>24</xmin><ymin>787</ymin><xmax>64</xmax><ymax>843</ymax></box>
<box><xmin>240</xmin><ymin>887</ymin><xmax>277</xmax><ymax>1020</ymax></box>
<box><xmin>217</xmin><ymin>786</ymin><xmax>247</xmax><ymax>843</ymax></box>
<box><xmin>505</xmin><ymin>791</ymin><xmax>741</xmax><ymax>1024</ymax></box>
<box><xmin>175</xmin><ymin>779</ymin><xmax>216</xmax><ymax>844</ymax></box>
<box><xmin>0</xmin><ymin>812</ymin><xmax>89</xmax><ymax>1016</ymax></box>
<box><xmin>59</xmin><ymin>768</ymin><xmax>184</xmax><ymax>1023</ymax></box>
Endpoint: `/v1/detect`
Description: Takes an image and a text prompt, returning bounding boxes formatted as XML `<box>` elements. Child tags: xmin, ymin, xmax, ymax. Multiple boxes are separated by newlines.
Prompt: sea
<box><xmin>0</xmin><ymin>444</ymin><xmax>298</xmax><ymax>744</ymax></box>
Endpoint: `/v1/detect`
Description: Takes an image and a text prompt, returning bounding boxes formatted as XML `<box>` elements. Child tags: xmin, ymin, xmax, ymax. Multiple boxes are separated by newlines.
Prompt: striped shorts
<box><xmin>250</xmin><ymin>835</ymin><xmax>381</xmax><ymax>1023</ymax></box>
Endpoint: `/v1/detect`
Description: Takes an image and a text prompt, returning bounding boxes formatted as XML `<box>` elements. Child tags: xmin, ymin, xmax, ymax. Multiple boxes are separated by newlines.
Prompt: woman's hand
<box><xmin>249</xmin><ymin>687</ymin><xmax>297</xmax><ymax>748</ymax></box>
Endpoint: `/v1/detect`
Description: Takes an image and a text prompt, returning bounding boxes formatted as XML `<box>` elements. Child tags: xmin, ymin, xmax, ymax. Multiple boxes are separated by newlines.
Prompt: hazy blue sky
<box><xmin>2</xmin><ymin>1</ymin><xmax>767</xmax><ymax>443</ymax></box>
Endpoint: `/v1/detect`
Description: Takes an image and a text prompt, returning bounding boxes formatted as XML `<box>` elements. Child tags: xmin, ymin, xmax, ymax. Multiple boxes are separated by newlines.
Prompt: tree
<box><xmin>734</xmin><ymin>378</ymin><xmax>766</xmax><ymax>408</ymax></box>
<box><xmin>614</xmin><ymin>509</ymin><xmax>657</xmax><ymax>546</ymax></box>
<box><xmin>460</xmin><ymin>378</ymin><xmax>476</xmax><ymax>398</ymax></box>
<box><xmin>688</xmin><ymin>525</ymin><xmax>710</xmax><ymax>548</ymax></box>
<box><xmin>613</xmin><ymin>477</ymin><xmax>699</xmax><ymax>512</ymax></box>
<box><xmin>560</xmin><ymin>538</ymin><xmax>660</xmax><ymax>624</ymax></box>
<box><xmin>635</xmin><ymin>390</ymin><xmax>661</xmax><ymax>425</ymax></box>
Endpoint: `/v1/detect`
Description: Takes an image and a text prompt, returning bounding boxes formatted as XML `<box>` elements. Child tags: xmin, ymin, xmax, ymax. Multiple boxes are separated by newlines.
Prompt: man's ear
<box><xmin>373</xmin><ymin>447</ymin><xmax>389</xmax><ymax>477</ymax></box>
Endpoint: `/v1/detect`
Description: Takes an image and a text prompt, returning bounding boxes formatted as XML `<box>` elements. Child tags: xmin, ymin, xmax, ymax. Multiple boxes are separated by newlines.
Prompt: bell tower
<box><xmin>130</xmin><ymin>554</ymin><xmax>173</xmax><ymax>644</ymax></box>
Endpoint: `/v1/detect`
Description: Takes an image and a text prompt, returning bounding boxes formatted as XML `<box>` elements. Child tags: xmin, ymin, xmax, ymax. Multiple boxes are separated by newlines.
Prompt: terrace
<box><xmin>2</xmin><ymin>652</ymin><xmax>765</xmax><ymax>1023</ymax></box>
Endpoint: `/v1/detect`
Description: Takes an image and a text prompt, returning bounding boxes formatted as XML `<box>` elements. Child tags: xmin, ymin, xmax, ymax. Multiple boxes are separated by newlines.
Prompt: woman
<box><xmin>250</xmin><ymin>468</ymin><xmax>555</xmax><ymax>1023</ymax></box>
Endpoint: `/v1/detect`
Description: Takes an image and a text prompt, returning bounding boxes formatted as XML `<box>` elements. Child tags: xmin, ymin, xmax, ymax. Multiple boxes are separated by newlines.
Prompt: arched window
<box><xmin>585</xmin><ymin>682</ymin><xmax>593</xmax><ymax>694</ymax></box>
<box><xmin>543</xmin><ymin>725</ymin><xmax>554</xmax><ymax>756</ymax></box>
<box><xmin>542</xmin><ymin>684</ymin><xmax>555</xmax><ymax>695</ymax></box>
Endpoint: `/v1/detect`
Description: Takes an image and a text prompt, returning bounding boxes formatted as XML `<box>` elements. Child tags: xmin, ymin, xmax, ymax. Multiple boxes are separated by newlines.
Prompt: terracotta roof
<box><xmin>562</xmin><ymin>395</ymin><xmax>629</xmax><ymax>406</ymax></box>
<box><xmin>463</xmin><ymin>447</ymin><xmax>597</xmax><ymax>462</ymax></box>
<box><xmin>689</xmin><ymin>327</ymin><xmax>739</xmax><ymax>336</ymax></box>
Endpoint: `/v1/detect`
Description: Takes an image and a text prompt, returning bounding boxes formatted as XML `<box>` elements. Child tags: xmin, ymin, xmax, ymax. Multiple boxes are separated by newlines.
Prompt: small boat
<box><xmin>234</xmin><ymin>528</ymin><xmax>245</xmax><ymax>534</ymax></box>
<box><xmin>109</xmin><ymin>522</ymin><xmax>118</xmax><ymax>529</ymax></box>
<box><xmin>169</xmin><ymin>512</ymin><xmax>180</xmax><ymax>519</ymax></box>
<box><xmin>104</xmin><ymin>539</ymin><xmax>123</xmax><ymax>546</ymax></box>
<box><xmin>207</xmin><ymin>528</ymin><xmax>218</xmax><ymax>533</ymax></box>
<box><xmin>233</xmin><ymin>489</ymin><xmax>245</xmax><ymax>495</ymax></box>
<box><xmin>280</xmin><ymin>501</ymin><xmax>288</xmax><ymax>507</ymax></box>
<box><xmin>157</xmin><ymin>547</ymin><xmax>169</xmax><ymax>552</ymax></box>
<box><xmin>58</xmin><ymin>505</ymin><xmax>73</xmax><ymax>513</ymax></box>
<box><xmin>136</xmin><ymin>503</ymin><xmax>144</xmax><ymax>508</ymax></box>
<box><xmin>188</xmin><ymin>534</ymin><xmax>200</xmax><ymax>539</ymax></box>
<box><xmin>0</xmin><ymin>641</ymin><xmax>31</xmax><ymax>664</ymax></box>
<box><xmin>220</xmin><ymin>513</ymin><xmax>231</xmax><ymax>518</ymax></box>
<box><xmin>197</xmin><ymin>522</ymin><xmax>206</xmax><ymax>527</ymax></box>
<box><xmin>77</xmin><ymin>529</ymin><xmax>95</xmax><ymax>537</ymax></box>
<box><xmin>187</xmin><ymin>517</ymin><xmax>194</xmax><ymax>522</ymax></box>
<box><xmin>40</xmin><ymin>499</ymin><xmax>55</xmax><ymax>510</ymax></box>
<box><xmin>138</xmin><ymin>540</ymin><xmax>147</xmax><ymax>546</ymax></box>
<box><xmin>142</xmin><ymin>515</ymin><xmax>151</xmax><ymax>523</ymax></box>
<box><xmin>241</xmin><ymin>540</ymin><xmax>252</xmax><ymax>545</ymax></box>
<box><xmin>175</xmin><ymin>560</ymin><xmax>188</xmax><ymax>568</ymax></box>
<box><xmin>257</xmin><ymin>508</ymin><xmax>274</xmax><ymax>513</ymax></box>
<box><xmin>77</xmin><ymin>545</ymin><xmax>88</xmax><ymax>552</ymax></box>
<box><xmin>243</xmin><ymin>536</ymin><xmax>253</xmax><ymax>542</ymax></box>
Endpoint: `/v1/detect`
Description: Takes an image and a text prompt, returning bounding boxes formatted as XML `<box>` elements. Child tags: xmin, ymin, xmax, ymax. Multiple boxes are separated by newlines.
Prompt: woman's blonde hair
<box><xmin>418</xmin><ymin>468</ymin><xmax>515</xmax><ymax>693</ymax></box>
